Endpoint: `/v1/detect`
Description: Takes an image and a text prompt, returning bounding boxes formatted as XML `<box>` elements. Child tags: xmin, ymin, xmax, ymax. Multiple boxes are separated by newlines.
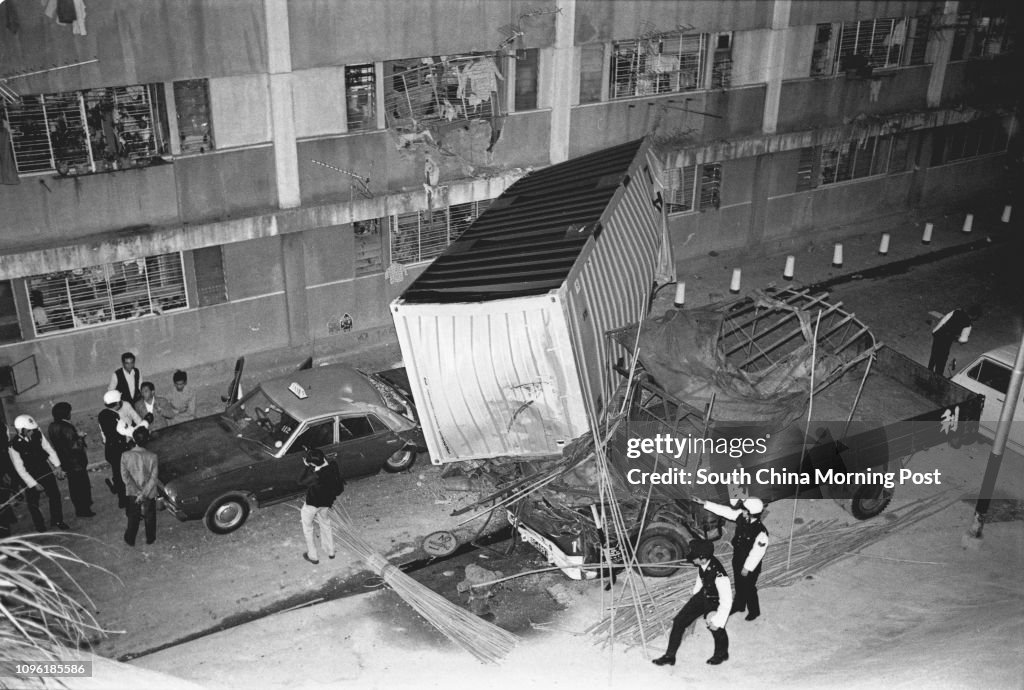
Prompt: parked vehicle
<box><xmin>154</xmin><ymin>363</ymin><xmax>424</xmax><ymax>534</ymax></box>
<box><xmin>510</xmin><ymin>288</ymin><xmax>984</xmax><ymax>578</ymax></box>
<box><xmin>952</xmin><ymin>345</ymin><xmax>1024</xmax><ymax>453</ymax></box>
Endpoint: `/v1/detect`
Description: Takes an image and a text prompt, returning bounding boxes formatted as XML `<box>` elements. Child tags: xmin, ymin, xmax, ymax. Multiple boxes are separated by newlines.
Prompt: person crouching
<box><xmin>652</xmin><ymin>538</ymin><xmax>732</xmax><ymax>667</ymax></box>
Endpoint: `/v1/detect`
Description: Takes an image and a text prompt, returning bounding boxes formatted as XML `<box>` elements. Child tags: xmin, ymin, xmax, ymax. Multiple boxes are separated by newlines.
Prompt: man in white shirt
<box><xmin>109</xmin><ymin>352</ymin><xmax>142</xmax><ymax>405</ymax></box>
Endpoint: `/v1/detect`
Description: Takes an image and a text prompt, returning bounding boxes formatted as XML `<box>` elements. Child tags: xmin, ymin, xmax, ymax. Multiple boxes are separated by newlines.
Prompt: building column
<box><xmin>549</xmin><ymin>0</ymin><xmax>577</xmax><ymax>164</ymax></box>
<box><xmin>280</xmin><ymin>234</ymin><xmax>310</xmax><ymax>347</ymax></box>
<box><xmin>265</xmin><ymin>0</ymin><xmax>300</xmax><ymax>209</ymax></box>
<box><xmin>926</xmin><ymin>1</ymin><xmax>959</xmax><ymax>108</ymax></box>
<box><xmin>761</xmin><ymin>0</ymin><xmax>792</xmax><ymax>135</ymax></box>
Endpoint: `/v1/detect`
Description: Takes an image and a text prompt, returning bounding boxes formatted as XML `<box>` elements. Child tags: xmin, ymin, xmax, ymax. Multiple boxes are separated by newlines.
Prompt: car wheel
<box><xmin>204</xmin><ymin>493</ymin><xmax>251</xmax><ymax>534</ymax></box>
<box><xmin>635</xmin><ymin>522</ymin><xmax>689</xmax><ymax>577</ymax></box>
<box><xmin>837</xmin><ymin>485</ymin><xmax>894</xmax><ymax>520</ymax></box>
<box><xmin>384</xmin><ymin>447</ymin><xmax>417</xmax><ymax>473</ymax></box>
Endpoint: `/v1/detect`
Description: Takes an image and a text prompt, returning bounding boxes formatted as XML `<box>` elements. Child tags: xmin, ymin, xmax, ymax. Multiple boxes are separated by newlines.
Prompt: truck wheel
<box><xmin>204</xmin><ymin>493</ymin><xmax>251</xmax><ymax>534</ymax></box>
<box><xmin>384</xmin><ymin>448</ymin><xmax>417</xmax><ymax>473</ymax></box>
<box><xmin>839</xmin><ymin>485</ymin><xmax>894</xmax><ymax>520</ymax></box>
<box><xmin>636</xmin><ymin>522</ymin><xmax>689</xmax><ymax>577</ymax></box>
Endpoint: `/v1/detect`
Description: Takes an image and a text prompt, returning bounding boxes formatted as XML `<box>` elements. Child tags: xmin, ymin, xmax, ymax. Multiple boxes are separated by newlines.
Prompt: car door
<box><xmin>960</xmin><ymin>358</ymin><xmax>1024</xmax><ymax>448</ymax></box>
<box><xmin>335</xmin><ymin>414</ymin><xmax>400</xmax><ymax>478</ymax></box>
<box><xmin>253</xmin><ymin>417</ymin><xmax>336</xmax><ymax>503</ymax></box>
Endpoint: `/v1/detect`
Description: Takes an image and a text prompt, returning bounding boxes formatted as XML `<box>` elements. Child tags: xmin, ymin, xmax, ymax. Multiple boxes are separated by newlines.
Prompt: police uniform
<box><xmin>9</xmin><ymin>429</ymin><xmax>66</xmax><ymax>531</ymax></box>
<box><xmin>703</xmin><ymin>499</ymin><xmax>770</xmax><ymax>620</ymax></box>
<box><xmin>654</xmin><ymin>540</ymin><xmax>732</xmax><ymax>666</ymax></box>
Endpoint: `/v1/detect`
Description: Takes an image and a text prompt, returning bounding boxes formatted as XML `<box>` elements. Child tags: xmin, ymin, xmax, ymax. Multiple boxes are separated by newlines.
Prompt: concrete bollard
<box><xmin>922</xmin><ymin>222</ymin><xmax>933</xmax><ymax>244</ymax></box>
<box><xmin>878</xmin><ymin>233</ymin><xmax>890</xmax><ymax>255</ymax></box>
<box><xmin>1003</xmin><ymin>205</ymin><xmax>1012</xmax><ymax>223</ymax></box>
<box><xmin>674</xmin><ymin>282</ymin><xmax>686</xmax><ymax>307</ymax></box>
<box><xmin>962</xmin><ymin>213</ymin><xmax>974</xmax><ymax>233</ymax></box>
<box><xmin>783</xmin><ymin>255</ymin><xmax>795</xmax><ymax>281</ymax></box>
<box><xmin>832</xmin><ymin>243</ymin><xmax>843</xmax><ymax>268</ymax></box>
<box><xmin>730</xmin><ymin>268</ymin><xmax>742</xmax><ymax>294</ymax></box>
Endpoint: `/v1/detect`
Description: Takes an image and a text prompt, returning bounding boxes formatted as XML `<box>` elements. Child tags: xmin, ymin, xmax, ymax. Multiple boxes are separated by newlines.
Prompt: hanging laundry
<box><xmin>463</xmin><ymin>58</ymin><xmax>503</xmax><ymax>102</ymax></box>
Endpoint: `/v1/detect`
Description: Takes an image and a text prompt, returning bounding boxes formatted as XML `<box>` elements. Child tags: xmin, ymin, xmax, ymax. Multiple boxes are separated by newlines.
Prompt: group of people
<box><xmin>651</xmin><ymin>496</ymin><xmax>770</xmax><ymax>669</ymax></box>
<box><xmin>0</xmin><ymin>352</ymin><xmax>196</xmax><ymax>547</ymax></box>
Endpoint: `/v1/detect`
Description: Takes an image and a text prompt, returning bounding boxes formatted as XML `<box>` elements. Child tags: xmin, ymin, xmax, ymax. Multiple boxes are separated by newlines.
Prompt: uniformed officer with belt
<box><xmin>652</xmin><ymin>538</ymin><xmax>732</xmax><ymax>667</ymax></box>
<box><xmin>696</xmin><ymin>496</ymin><xmax>770</xmax><ymax>621</ymax></box>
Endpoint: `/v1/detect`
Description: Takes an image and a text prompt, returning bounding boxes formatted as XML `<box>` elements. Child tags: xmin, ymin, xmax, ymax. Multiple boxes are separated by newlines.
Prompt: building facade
<box><xmin>0</xmin><ymin>0</ymin><xmax>1017</xmax><ymax>406</ymax></box>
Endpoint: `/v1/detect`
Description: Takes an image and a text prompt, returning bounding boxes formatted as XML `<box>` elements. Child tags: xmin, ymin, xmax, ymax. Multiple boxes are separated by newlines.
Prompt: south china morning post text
<box><xmin>623</xmin><ymin>433</ymin><xmax>943</xmax><ymax>489</ymax></box>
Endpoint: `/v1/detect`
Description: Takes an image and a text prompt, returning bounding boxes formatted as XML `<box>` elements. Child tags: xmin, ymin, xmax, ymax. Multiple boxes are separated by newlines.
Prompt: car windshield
<box><xmin>223</xmin><ymin>388</ymin><xmax>299</xmax><ymax>451</ymax></box>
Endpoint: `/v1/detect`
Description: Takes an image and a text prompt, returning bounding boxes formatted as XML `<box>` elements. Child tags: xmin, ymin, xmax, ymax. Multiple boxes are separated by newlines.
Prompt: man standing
<box><xmin>928</xmin><ymin>307</ymin><xmax>979</xmax><ymax>376</ymax></box>
<box><xmin>99</xmin><ymin>390</ymin><xmax>132</xmax><ymax>508</ymax></box>
<box><xmin>109</xmin><ymin>352</ymin><xmax>143</xmax><ymax>405</ymax></box>
<box><xmin>167</xmin><ymin>370</ymin><xmax>196</xmax><ymax>425</ymax></box>
<box><xmin>134</xmin><ymin>382</ymin><xmax>173</xmax><ymax>432</ymax></box>
<box><xmin>47</xmin><ymin>403</ymin><xmax>95</xmax><ymax>518</ymax></box>
<box><xmin>652</xmin><ymin>538</ymin><xmax>732</xmax><ymax>667</ymax></box>
<box><xmin>695</xmin><ymin>496</ymin><xmax>770</xmax><ymax>621</ymax></box>
<box><xmin>8</xmin><ymin>415</ymin><xmax>68</xmax><ymax>532</ymax></box>
<box><xmin>121</xmin><ymin>427</ymin><xmax>159</xmax><ymax>546</ymax></box>
<box><xmin>298</xmin><ymin>448</ymin><xmax>344</xmax><ymax>564</ymax></box>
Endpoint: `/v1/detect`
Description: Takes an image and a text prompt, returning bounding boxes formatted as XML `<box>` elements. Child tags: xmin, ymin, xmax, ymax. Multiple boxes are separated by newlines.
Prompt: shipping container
<box><xmin>391</xmin><ymin>138</ymin><xmax>674</xmax><ymax>463</ymax></box>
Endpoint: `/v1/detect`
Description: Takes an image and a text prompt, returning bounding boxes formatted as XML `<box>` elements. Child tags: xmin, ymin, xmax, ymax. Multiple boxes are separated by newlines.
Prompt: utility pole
<box><xmin>966</xmin><ymin>331</ymin><xmax>1024</xmax><ymax>541</ymax></box>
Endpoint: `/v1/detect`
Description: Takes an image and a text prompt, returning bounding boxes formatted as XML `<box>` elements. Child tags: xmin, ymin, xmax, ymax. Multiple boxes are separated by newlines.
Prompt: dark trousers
<box><xmin>25</xmin><ymin>473</ymin><xmax>64</xmax><ymax>531</ymax></box>
<box><xmin>664</xmin><ymin>592</ymin><xmax>728</xmax><ymax>660</ymax></box>
<box><xmin>104</xmin><ymin>444</ymin><xmax>126</xmax><ymax>505</ymax></box>
<box><xmin>928</xmin><ymin>336</ymin><xmax>954</xmax><ymax>375</ymax></box>
<box><xmin>124</xmin><ymin>497</ymin><xmax>156</xmax><ymax>545</ymax></box>
<box><xmin>66</xmin><ymin>469</ymin><xmax>93</xmax><ymax>515</ymax></box>
<box><xmin>732</xmin><ymin>554</ymin><xmax>762</xmax><ymax>617</ymax></box>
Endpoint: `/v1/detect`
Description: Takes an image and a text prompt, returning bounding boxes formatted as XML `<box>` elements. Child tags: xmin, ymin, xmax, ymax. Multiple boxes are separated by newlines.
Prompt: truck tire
<box><xmin>636</xmin><ymin>522</ymin><xmax>690</xmax><ymax>577</ymax></box>
<box><xmin>837</xmin><ymin>484</ymin><xmax>894</xmax><ymax>520</ymax></box>
<box><xmin>204</xmin><ymin>493</ymin><xmax>252</xmax><ymax>534</ymax></box>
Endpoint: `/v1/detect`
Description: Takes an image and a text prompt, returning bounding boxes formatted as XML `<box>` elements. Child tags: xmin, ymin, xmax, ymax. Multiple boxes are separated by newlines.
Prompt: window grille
<box><xmin>389</xmin><ymin>198</ymin><xmax>491</xmax><ymax>265</ymax></box>
<box><xmin>699</xmin><ymin>163</ymin><xmax>721</xmax><ymax>210</ymax></box>
<box><xmin>345</xmin><ymin>64</ymin><xmax>377</xmax><ymax>131</ymax></box>
<box><xmin>664</xmin><ymin>166</ymin><xmax>696</xmax><ymax>213</ymax></box>
<box><xmin>610</xmin><ymin>32</ymin><xmax>707</xmax><ymax>99</ymax></box>
<box><xmin>819</xmin><ymin>133</ymin><xmax>922</xmax><ymax>185</ymax></box>
<box><xmin>383</xmin><ymin>55</ymin><xmax>501</xmax><ymax>130</ymax></box>
<box><xmin>795</xmin><ymin>146</ymin><xmax>817</xmax><ymax>190</ymax></box>
<box><xmin>836</xmin><ymin>17</ymin><xmax>906</xmax><ymax>71</ymax></box>
<box><xmin>3</xmin><ymin>83</ymin><xmax>167</xmax><ymax>175</ymax></box>
<box><xmin>810</xmin><ymin>24</ymin><xmax>835</xmax><ymax>76</ymax></box>
<box><xmin>908</xmin><ymin>15</ymin><xmax>931</xmax><ymax>65</ymax></box>
<box><xmin>173</xmin><ymin>79</ymin><xmax>214</xmax><ymax>154</ymax></box>
<box><xmin>354</xmin><ymin>219</ymin><xmax>384</xmax><ymax>276</ymax></box>
<box><xmin>969</xmin><ymin>15</ymin><xmax>1009</xmax><ymax>58</ymax></box>
<box><xmin>711</xmin><ymin>34</ymin><xmax>732</xmax><ymax>89</ymax></box>
<box><xmin>28</xmin><ymin>253</ymin><xmax>187</xmax><ymax>336</ymax></box>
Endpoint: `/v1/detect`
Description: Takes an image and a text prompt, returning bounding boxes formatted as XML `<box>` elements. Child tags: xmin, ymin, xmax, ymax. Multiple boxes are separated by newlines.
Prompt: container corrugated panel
<box><xmin>391</xmin><ymin>295</ymin><xmax>589</xmax><ymax>463</ymax></box>
<box><xmin>562</xmin><ymin>146</ymin><xmax>667</xmax><ymax>419</ymax></box>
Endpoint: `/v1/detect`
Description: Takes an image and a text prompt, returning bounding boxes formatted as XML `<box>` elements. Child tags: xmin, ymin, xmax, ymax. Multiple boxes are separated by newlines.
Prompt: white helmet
<box><xmin>14</xmin><ymin>414</ymin><xmax>38</xmax><ymax>431</ymax></box>
<box><xmin>743</xmin><ymin>497</ymin><xmax>765</xmax><ymax>515</ymax></box>
<box><xmin>103</xmin><ymin>390</ymin><xmax>122</xmax><ymax>405</ymax></box>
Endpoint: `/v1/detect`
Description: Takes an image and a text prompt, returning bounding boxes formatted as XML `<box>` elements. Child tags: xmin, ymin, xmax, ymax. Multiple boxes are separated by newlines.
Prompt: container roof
<box><xmin>399</xmin><ymin>138</ymin><xmax>647</xmax><ymax>303</ymax></box>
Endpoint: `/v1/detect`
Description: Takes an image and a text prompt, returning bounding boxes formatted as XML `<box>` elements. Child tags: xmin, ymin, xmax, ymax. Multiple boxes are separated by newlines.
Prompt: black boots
<box><xmin>707</xmin><ymin>628</ymin><xmax>729</xmax><ymax>665</ymax></box>
<box><xmin>652</xmin><ymin>655</ymin><xmax>676</xmax><ymax>666</ymax></box>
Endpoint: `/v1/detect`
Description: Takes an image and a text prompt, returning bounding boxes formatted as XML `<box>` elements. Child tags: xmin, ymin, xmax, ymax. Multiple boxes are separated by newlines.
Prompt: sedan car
<box><xmin>154</xmin><ymin>363</ymin><xmax>425</xmax><ymax>534</ymax></box>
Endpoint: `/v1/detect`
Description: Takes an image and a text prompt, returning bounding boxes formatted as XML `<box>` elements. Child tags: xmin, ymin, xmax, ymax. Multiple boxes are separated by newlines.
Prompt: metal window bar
<box><xmin>610</xmin><ymin>33</ymin><xmax>706</xmax><ymax>100</ymax></box>
<box><xmin>665</xmin><ymin>166</ymin><xmax>696</xmax><ymax>213</ymax></box>
<box><xmin>698</xmin><ymin>163</ymin><xmax>721</xmax><ymax>210</ymax></box>
<box><xmin>3</xmin><ymin>91</ymin><xmax>89</xmax><ymax>174</ymax></box>
<box><xmin>345</xmin><ymin>64</ymin><xmax>377</xmax><ymax>131</ymax></box>
<box><xmin>354</xmin><ymin>219</ymin><xmax>384</xmax><ymax>276</ymax></box>
<box><xmin>82</xmin><ymin>85</ymin><xmax>161</xmax><ymax>168</ymax></box>
<box><xmin>796</xmin><ymin>146</ymin><xmax>816</xmax><ymax>190</ymax></box>
<box><xmin>711</xmin><ymin>35</ymin><xmax>732</xmax><ymax>89</ymax></box>
<box><xmin>389</xmin><ymin>198</ymin><xmax>493</xmax><ymax>265</ymax></box>
<box><xmin>174</xmin><ymin>79</ymin><xmax>213</xmax><ymax>154</ymax></box>
<box><xmin>29</xmin><ymin>252</ymin><xmax>187</xmax><ymax>336</ymax></box>
<box><xmin>810</xmin><ymin>23</ymin><xmax>834</xmax><ymax>76</ymax></box>
<box><xmin>383</xmin><ymin>55</ymin><xmax>498</xmax><ymax>130</ymax></box>
<box><xmin>837</xmin><ymin>17</ymin><xmax>902</xmax><ymax>70</ymax></box>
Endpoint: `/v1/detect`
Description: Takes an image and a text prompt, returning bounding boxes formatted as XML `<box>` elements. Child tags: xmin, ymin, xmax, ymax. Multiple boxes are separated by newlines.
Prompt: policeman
<box><xmin>99</xmin><ymin>390</ymin><xmax>130</xmax><ymax>508</ymax></box>
<box><xmin>8</xmin><ymin>415</ymin><xmax>68</xmax><ymax>532</ymax></box>
<box><xmin>695</xmin><ymin>496</ymin><xmax>770</xmax><ymax>621</ymax></box>
<box><xmin>652</xmin><ymin>538</ymin><xmax>732</xmax><ymax>667</ymax></box>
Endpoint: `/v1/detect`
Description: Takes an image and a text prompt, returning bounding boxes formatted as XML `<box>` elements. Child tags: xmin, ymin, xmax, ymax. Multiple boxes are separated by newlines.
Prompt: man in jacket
<box><xmin>298</xmin><ymin>448</ymin><xmax>344</xmax><ymax>564</ymax></box>
<box><xmin>134</xmin><ymin>382</ymin><xmax>174</xmax><ymax>432</ymax></box>
<box><xmin>109</xmin><ymin>351</ymin><xmax>142</xmax><ymax>405</ymax></box>
<box><xmin>8</xmin><ymin>415</ymin><xmax>68</xmax><ymax>532</ymax></box>
<box><xmin>652</xmin><ymin>538</ymin><xmax>732</xmax><ymax>667</ymax></box>
<box><xmin>121</xmin><ymin>426</ymin><xmax>159</xmax><ymax>546</ymax></box>
<box><xmin>47</xmin><ymin>402</ymin><xmax>94</xmax><ymax>518</ymax></box>
<box><xmin>695</xmin><ymin>496</ymin><xmax>770</xmax><ymax>621</ymax></box>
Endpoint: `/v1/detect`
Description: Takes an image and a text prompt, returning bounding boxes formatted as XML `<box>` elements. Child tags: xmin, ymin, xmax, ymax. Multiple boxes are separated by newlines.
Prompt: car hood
<box><xmin>153</xmin><ymin>415</ymin><xmax>258</xmax><ymax>484</ymax></box>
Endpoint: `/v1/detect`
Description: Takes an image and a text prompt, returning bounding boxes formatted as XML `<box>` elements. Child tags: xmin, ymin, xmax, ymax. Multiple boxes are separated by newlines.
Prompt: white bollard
<box><xmin>783</xmin><ymin>255</ymin><xmax>795</xmax><ymax>280</ymax></box>
<box><xmin>1003</xmin><ymin>205</ymin><xmax>1012</xmax><ymax>223</ymax></box>
<box><xmin>922</xmin><ymin>222</ymin><xmax>933</xmax><ymax>244</ymax></box>
<box><xmin>832</xmin><ymin>243</ymin><xmax>844</xmax><ymax>268</ymax></box>
<box><xmin>962</xmin><ymin>213</ymin><xmax>973</xmax><ymax>233</ymax></box>
<box><xmin>730</xmin><ymin>268</ymin><xmax>742</xmax><ymax>294</ymax></box>
<box><xmin>878</xmin><ymin>233</ymin><xmax>890</xmax><ymax>255</ymax></box>
<box><xmin>674</xmin><ymin>282</ymin><xmax>686</xmax><ymax>307</ymax></box>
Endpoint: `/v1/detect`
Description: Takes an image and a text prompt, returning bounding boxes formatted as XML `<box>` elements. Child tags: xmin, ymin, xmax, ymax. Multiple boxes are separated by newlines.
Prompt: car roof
<box><xmin>981</xmin><ymin>345</ymin><xmax>1019</xmax><ymax>368</ymax></box>
<box><xmin>259</xmin><ymin>364</ymin><xmax>385</xmax><ymax>424</ymax></box>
